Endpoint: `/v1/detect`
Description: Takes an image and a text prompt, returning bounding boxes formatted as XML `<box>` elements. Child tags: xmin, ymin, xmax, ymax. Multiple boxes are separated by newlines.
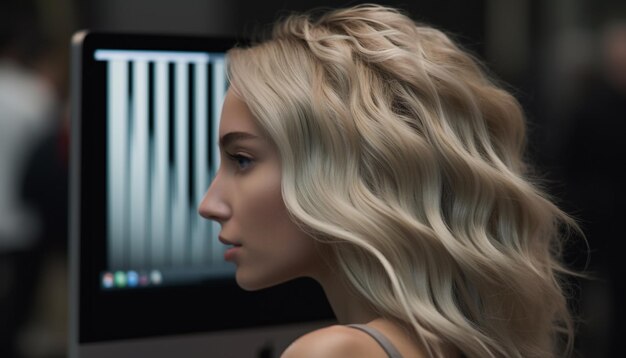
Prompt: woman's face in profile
<box><xmin>198</xmin><ymin>89</ymin><xmax>320</xmax><ymax>291</ymax></box>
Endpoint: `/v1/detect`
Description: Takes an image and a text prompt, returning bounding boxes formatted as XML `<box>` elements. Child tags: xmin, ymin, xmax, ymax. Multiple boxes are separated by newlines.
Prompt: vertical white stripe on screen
<box><xmin>173</xmin><ymin>60</ymin><xmax>189</xmax><ymax>265</ymax></box>
<box><xmin>193</xmin><ymin>61</ymin><xmax>208</xmax><ymax>265</ymax></box>
<box><xmin>151</xmin><ymin>61</ymin><xmax>169</xmax><ymax>267</ymax></box>
<box><xmin>211</xmin><ymin>58</ymin><xmax>225</xmax><ymax>181</ymax></box>
<box><xmin>129</xmin><ymin>60</ymin><xmax>149</xmax><ymax>268</ymax></box>
<box><xmin>107</xmin><ymin>60</ymin><xmax>128</xmax><ymax>270</ymax></box>
<box><xmin>211</xmin><ymin>58</ymin><xmax>226</xmax><ymax>265</ymax></box>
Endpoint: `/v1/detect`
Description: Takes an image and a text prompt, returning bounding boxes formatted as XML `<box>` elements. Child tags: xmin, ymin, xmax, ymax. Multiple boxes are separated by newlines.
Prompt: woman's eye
<box><xmin>228</xmin><ymin>153</ymin><xmax>253</xmax><ymax>171</ymax></box>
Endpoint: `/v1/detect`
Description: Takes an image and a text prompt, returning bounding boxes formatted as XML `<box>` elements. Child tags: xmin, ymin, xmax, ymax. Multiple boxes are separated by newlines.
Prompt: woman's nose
<box><xmin>198</xmin><ymin>171</ymin><xmax>231</xmax><ymax>223</ymax></box>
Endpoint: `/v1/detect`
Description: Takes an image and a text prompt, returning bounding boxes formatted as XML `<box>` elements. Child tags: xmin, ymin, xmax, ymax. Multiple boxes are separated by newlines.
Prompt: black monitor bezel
<box><xmin>72</xmin><ymin>31</ymin><xmax>333</xmax><ymax>343</ymax></box>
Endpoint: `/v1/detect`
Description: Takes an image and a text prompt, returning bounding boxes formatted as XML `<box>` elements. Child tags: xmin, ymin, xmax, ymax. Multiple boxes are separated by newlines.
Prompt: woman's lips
<box><xmin>219</xmin><ymin>237</ymin><xmax>242</xmax><ymax>261</ymax></box>
<box><xmin>224</xmin><ymin>245</ymin><xmax>241</xmax><ymax>261</ymax></box>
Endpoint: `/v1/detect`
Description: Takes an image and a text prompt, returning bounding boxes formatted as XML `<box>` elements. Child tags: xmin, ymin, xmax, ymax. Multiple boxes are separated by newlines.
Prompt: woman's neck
<box><xmin>313</xmin><ymin>268</ymin><xmax>379</xmax><ymax>325</ymax></box>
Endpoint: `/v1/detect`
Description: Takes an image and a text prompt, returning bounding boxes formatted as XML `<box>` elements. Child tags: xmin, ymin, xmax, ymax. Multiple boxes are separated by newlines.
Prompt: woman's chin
<box><xmin>234</xmin><ymin>270</ymin><xmax>271</xmax><ymax>291</ymax></box>
<box><xmin>234</xmin><ymin>269</ymin><xmax>294</xmax><ymax>291</ymax></box>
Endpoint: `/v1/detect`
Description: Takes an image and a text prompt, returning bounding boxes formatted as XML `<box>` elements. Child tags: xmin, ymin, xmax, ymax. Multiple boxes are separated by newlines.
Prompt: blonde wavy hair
<box><xmin>227</xmin><ymin>4</ymin><xmax>579</xmax><ymax>357</ymax></box>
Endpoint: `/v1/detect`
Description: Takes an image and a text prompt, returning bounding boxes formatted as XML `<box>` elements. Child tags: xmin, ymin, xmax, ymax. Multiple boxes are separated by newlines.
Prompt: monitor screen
<box><xmin>69</xmin><ymin>31</ymin><xmax>333</xmax><ymax>357</ymax></box>
<box><xmin>96</xmin><ymin>48</ymin><xmax>230</xmax><ymax>289</ymax></box>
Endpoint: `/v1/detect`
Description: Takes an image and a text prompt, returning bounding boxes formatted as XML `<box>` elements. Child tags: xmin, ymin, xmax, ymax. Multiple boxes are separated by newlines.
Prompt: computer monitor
<box><xmin>69</xmin><ymin>31</ymin><xmax>334</xmax><ymax>358</ymax></box>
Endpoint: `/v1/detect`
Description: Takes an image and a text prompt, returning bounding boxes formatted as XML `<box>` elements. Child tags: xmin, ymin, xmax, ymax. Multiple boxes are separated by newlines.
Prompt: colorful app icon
<box><xmin>150</xmin><ymin>270</ymin><xmax>162</xmax><ymax>285</ymax></box>
<box><xmin>139</xmin><ymin>272</ymin><xmax>150</xmax><ymax>286</ymax></box>
<box><xmin>114</xmin><ymin>271</ymin><xmax>127</xmax><ymax>288</ymax></box>
<box><xmin>102</xmin><ymin>272</ymin><xmax>114</xmax><ymax>289</ymax></box>
<box><xmin>127</xmin><ymin>271</ymin><xmax>139</xmax><ymax>287</ymax></box>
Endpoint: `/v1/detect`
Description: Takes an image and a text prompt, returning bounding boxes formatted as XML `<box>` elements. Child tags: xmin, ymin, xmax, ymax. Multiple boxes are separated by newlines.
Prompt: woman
<box><xmin>199</xmin><ymin>4</ymin><xmax>579</xmax><ymax>357</ymax></box>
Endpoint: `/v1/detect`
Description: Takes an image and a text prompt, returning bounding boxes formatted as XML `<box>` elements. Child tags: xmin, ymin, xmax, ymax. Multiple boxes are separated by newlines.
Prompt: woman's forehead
<box><xmin>219</xmin><ymin>90</ymin><xmax>261</xmax><ymax>135</ymax></box>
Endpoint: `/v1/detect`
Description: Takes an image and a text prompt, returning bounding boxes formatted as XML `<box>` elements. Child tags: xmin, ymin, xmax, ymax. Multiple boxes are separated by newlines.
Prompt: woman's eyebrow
<box><xmin>219</xmin><ymin>131</ymin><xmax>260</xmax><ymax>149</ymax></box>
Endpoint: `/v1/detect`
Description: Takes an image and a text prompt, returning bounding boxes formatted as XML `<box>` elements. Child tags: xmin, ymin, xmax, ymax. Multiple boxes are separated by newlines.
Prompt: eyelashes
<box><xmin>226</xmin><ymin>153</ymin><xmax>254</xmax><ymax>171</ymax></box>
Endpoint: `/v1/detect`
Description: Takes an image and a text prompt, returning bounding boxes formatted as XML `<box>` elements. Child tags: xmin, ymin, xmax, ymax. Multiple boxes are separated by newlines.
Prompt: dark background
<box><xmin>1</xmin><ymin>0</ymin><xmax>624</xmax><ymax>357</ymax></box>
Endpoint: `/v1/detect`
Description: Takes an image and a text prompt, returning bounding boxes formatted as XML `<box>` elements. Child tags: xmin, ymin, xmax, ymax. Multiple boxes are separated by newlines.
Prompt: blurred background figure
<box><xmin>556</xmin><ymin>19</ymin><xmax>626</xmax><ymax>357</ymax></box>
<box><xmin>603</xmin><ymin>21</ymin><xmax>626</xmax><ymax>93</ymax></box>
<box><xmin>0</xmin><ymin>1</ymin><xmax>67</xmax><ymax>357</ymax></box>
<box><xmin>1</xmin><ymin>5</ymin><xmax>54</xmax><ymax>358</ymax></box>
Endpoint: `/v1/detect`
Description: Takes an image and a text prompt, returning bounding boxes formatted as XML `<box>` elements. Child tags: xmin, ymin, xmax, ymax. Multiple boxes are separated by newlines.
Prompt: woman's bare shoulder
<box><xmin>280</xmin><ymin>325</ymin><xmax>388</xmax><ymax>358</ymax></box>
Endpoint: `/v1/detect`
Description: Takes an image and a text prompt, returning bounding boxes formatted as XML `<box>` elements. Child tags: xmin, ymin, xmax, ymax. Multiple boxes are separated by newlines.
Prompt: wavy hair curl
<box><xmin>227</xmin><ymin>4</ymin><xmax>580</xmax><ymax>357</ymax></box>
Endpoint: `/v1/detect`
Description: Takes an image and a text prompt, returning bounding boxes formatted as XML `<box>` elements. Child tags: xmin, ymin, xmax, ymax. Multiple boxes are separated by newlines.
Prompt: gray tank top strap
<box><xmin>347</xmin><ymin>324</ymin><xmax>403</xmax><ymax>358</ymax></box>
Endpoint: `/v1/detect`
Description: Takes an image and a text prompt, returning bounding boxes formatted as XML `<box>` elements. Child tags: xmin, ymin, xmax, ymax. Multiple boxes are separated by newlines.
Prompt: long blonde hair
<box><xmin>227</xmin><ymin>4</ymin><xmax>580</xmax><ymax>357</ymax></box>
